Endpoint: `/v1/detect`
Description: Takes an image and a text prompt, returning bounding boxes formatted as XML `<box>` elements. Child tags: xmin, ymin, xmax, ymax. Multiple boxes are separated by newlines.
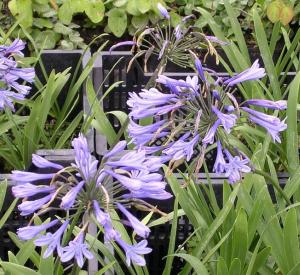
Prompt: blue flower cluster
<box><xmin>0</xmin><ymin>39</ymin><xmax>35</xmax><ymax>110</ymax></box>
<box><xmin>126</xmin><ymin>56</ymin><xmax>287</xmax><ymax>183</ymax></box>
<box><xmin>12</xmin><ymin>134</ymin><xmax>172</xmax><ymax>267</ymax></box>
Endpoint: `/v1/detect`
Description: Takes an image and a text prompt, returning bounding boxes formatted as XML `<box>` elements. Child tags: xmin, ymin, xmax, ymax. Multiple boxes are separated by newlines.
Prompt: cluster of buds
<box><xmin>11</xmin><ymin>135</ymin><xmax>171</xmax><ymax>267</ymax></box>
<box><xmin>127</xmin><ymin>57</ymin><xmax>287</xmax><ymax>183</ymax></box>
<box><xmin>0</xmin><ymin>39</ymin><xmax>35</xmax><ymax>110</ymax></box>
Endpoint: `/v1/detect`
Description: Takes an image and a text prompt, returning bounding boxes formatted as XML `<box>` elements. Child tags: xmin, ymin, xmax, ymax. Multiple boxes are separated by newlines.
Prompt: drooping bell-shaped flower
<box><xmin>104</xmin><ymin>140</ymin><xmax>127</xmax><ymax>159</ymax></box>
<box><xmin>0</xmin><ymin>39</ymin><xmax>26</xmax><ymax>57</ymax></box>
<box><xmin>163</xmin><ymin>134</ymin><xmax>199</xmax><ymax>161</ymax></box>
<box><xmin>11</xmin><ymin>171</ymin><xmax>55</xmax><ymax>183</ymax></box>
<box><xmin>105</xmin><ymin>171</ymin><xmax>142</xmax><ymax>191</ymax></box>
<box><xmin>128</xmin><ymin>119</ymin><xmax>168</xmax><ymax>146</ymax></box>
<box><xmin>127</xmin><ymin>88</ymin><xmax>180</xmax><ymax>119</ymax></box>
<box><xmin>212</xmin><ymin>106</ymin><xmax>237</xmax><ymax>133</ymax></box>
<box><xmin>60</xmin><ymin>181</ymin><xmax>85</xmax><ymax>210</ymax></box>
<box><xmin>202</xmin><ymin>120</ymin><xmax>221</xmax><ymax>145</ymax></box>
<box><xmin>105</xmin><ymin>150</ymin><xmax>147</xmax><ymax>171</ymax></box>
<box><xmin>60</xmin><ymin>231</ymin><xmax>93</xmax><ymax>268</ymax></box>
<box><xmin>17</xmin><ymin>219</ymin><xmax>59</xmax><ymax>241</ymax></box>
<box><xmin>224</xmin><ymin>60</ymin><xmax>265</xmax><ymax>86</ymax></box>
<box><xmin>12</xmin><ymin>183</ymin><xmax>55</xmax><ymax>198</ymax></box>
<box><xmin>32</xmin><ymin>154</ymin><xmax>64</xmax><ymax>170</ymax></box>
<box><xmin>18</xmin><ymin>193</ymin><xmax>54</xmax><ymax>216</ymax></box>
<box><xmin>223</xmin><ymin>150</ymin><xmax>251</xmax><ymax>183</ymax></box>
<box><xmin>116</xmin><ymin>238</ymin><xmax>152</xmax><ymax>266</ymax></box>
<box><xmin>213</xmin><ymin>141</ymin><xmax>226</xmax><ymax>174</ymax></box>
<box><xmin>34</xmin><ymin>220</ymin><xmax>69</xmax><ymax>258</ymax></box>
<box><xmin>244</xmin><ymin>99</ymin><xmax>287</xmax><ymax>110</ymax></box>
<box><xmin>242</xmin><ymin>107</ymin><xmax>287</xmax><ymax>143</ymax></box>
<box><xmin>117</xmin><ymin>203</ymin><xmax>150</xmax><ymax>238</ymax></box>
<box><xmin>93</xmin><ymin>200</ymin><xmax>110</xmax><ymax>225</ymax></box>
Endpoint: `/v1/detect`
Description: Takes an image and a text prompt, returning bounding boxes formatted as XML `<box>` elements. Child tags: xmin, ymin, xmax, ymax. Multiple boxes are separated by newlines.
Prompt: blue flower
<box><xmin>72</xmin><ymin>134</ymin><xmax>98</xmax><ymax>183</ymax></box>
<box><xmin>12</xmin><ymin>134</ymin><xmax>172</xmax><ymax>268</ymax></box>
<box><xmin>127</xmin><ymin>88</ymin><xmax>180</xmax><ymax>119</ymax></box>
<box><xmin>202</xmin><ymin>120</ymin><xmax>221</xmax><ymax>145</ymax></box>
<box><xmin>106</xmin><ymin>171</ymin><xmax>142</xmax><ymax>191</ymax></box>
<box><xmin>117</xmin><ymin>203</ymin><xmax>150</xmax><ymax>238</ymax></box>
<box><xmin>4</xmin><ymin>67</ymin><xmax>35</xmax><ymax>83</ymax></box>
<box><xmin>93</xmin><ymin>200</ymin><xmax>110</xmax><ymax>225</ymax></box>
<box><xmin>34</xmin><ymin>220</ymin><xmax>69</xmax><ymax>258</ymax></box>
<box><xmin>109</xmin><ymin>41</ymin><xmax>136</xmax><ymax>54</ymax></box>
<box><xmin>60</xmin><ymin>181</ymin><xmax>85</xmax><ymax>210</ymax></box>
<box><xmin>223</xmin><ymin>150</ymin><xmax>251</xmax><ymax>183</ymax></box>
<box><xmin>244</xmin><ymin>99</ymin><xmax>287</xmax><ymax>110</ymax></box>
<box><xmin>143</xmin><ymin>155</ymin><xmax>171</xmax><ymax>172</ymax></box>
<box><xmin>17</xmin><ymin>219</ymin><xmax>59</xmax><ymax>241</ymax></box>
<box><xmin>18</xmin><ymin>193</ymin><xmax>54</xmax><ymax>216</ymax></box>
<box><xmin>60</xmin><ymin>231</ymin><xmax>93</xmax><ymax>268</ymax></box>
<box><xmin>0</xmin><ymin>40</ymin><xmax>34</xmax><ymax>110</ymax></box>
<box><xmin>241</xmin><ymin>107</ymin><xmax>281</xmax><ymax>124</ymax></box>
<box><xmin>128</xmin><ymin>119</ymin><xmax>168</xmax><ymax>146</ymax></box>
<box><xmin>163</xmin><ymin>134</ymin><xmax>199</xmax><ymax>161</ymax></box>
<box><xmin>194</xmin><ymin>56</ymin><xmax>206</xmax><ymax>82</ymax></box>
<box><xmin>212</xmin><ymin>106</ymin><xmax>237</xmax><ymax>133</ymax></box>
<box><xmin>0</xmin><ymin>89</ymin><xmax>25</xmax><ymax>111</ymax></box>
<box><xmin>242</xmin><ymin>107</ymin><xmax>287</xmax><ymax>143</ymax></box>
<box><xmin>12</xmin><ymin>183</ymin><xmax>55</xmax><ymax>198</ymax></box>
<box><xmin>32</xmin><ymin>154</ymin><xmax>64</xmax><ymax>170</ymax></box>
<box><xmin>116</xmin><ymin>238</ymin><xmax>152</xmax><ymax>266</ymax></box>
<box><xmin>104</xmin><ymin>140</ymin><xmax>127</xmax><ymax>159</ymax></box>
<box><xmin>11</xmin><ymin>171</ymin><xmax>55</xmax><ymax>183</ymax></box>
<box><xmin>156</xmin><ymin>75</ymin><xmax>197</xmax><ymax>94</ymax></box>
<box><xmin>213</xmin><ymin>141</ymin><xmax>226</xmax><ymax>174</ymax></box>
<box><xmin>157</xmin><ymin>3</ymin><xmax>170</xmax><ymax>19</ymax></box>
<box><xmin>224</xmin><ymin>60</ymin><xmax>265</xmax><ymax>86</ymax></box>
<box><xmin>105</xmin><ymin>150</ymin><xmax>147</xmax><ymax>171</ymax></box>
<box><xmin>247</xmin><ymin>114</ymin><xmax>287</xmax><ymax>143</ymax></box>
<box><xmin>0</xmin><ymin>39</ymin><xmax>26</xmax><ymax>57</ymax></box>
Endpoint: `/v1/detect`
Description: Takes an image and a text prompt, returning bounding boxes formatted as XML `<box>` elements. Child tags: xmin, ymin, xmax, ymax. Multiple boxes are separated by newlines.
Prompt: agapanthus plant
<box><xmin>0</xmin><ymin>39</ymin><xmax>35</xmax><ymax>110</ymax></box>
<box><xmin>127</xmin><ymin>56</ymin><xmax>287</xmax><ymax>183</ymax></box>
<box><xmin>11</xmin><ymin>134</ymin><xmax>171</xmax><ymax>268</ymax></box>
<box><xmin>109</xmin><ymin>3</ymin><xmax>228</xmax><ymax>72</ymax></box>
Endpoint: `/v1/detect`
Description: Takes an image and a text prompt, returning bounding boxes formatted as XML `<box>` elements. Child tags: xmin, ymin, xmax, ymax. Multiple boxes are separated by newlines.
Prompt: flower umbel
<box><xmin>126</xmin><ymin>58</ymin><xmax>286</xmax><ymax>177</ymax></box>
<box><xmin>12</xmin><ymin>134</ymin><xmax>170</xmax><ymax>267</ymax></box>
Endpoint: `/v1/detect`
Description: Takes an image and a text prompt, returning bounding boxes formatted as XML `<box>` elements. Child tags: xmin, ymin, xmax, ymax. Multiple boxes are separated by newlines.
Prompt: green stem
<box><xmin>254</xmin><ymin>169</ymin><xmax>291</xmax><ymax>205</ymax></box>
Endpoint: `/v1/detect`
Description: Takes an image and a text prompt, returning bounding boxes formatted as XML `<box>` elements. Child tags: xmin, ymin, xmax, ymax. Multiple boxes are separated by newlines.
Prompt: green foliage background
<box><xmin>1</xmin><ymin>0</ymin><xmax>300</xmax><ymax>50</ymax></box>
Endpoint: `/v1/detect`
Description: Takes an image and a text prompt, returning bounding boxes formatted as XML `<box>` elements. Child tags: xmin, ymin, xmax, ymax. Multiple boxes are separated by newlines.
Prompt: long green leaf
<box><xmin>180</xmin><ymin>183</ymin><xmax>240</xmax><ymax>275</ymax></box>
<box><xmin>162</xmin><ymin>198</ymin><xmax>178</xmax><ymax>275</ymax></box>
<box><xmin>0</xmin><ymin>180</ymin><xmax>7</xmax><ymax>213</ymax></box>
<box><xmin>253</xmin><ymin>9</ymin><xmax>281</xmax><ymax>99</ymax></box>
<box><xmin>170</xmin><ymin>254</ymin><xmax>209</xmax><ymax>275</ymax></box>
<box><xmin>283</xmin><ymin>209</ymin><xmax>300</xmax><ymax>270</ymax></box>
<box><xmin>286</xmin><ymin>72</ymin><xmax>300</xmax><ymax>174</ymax></box>
<box><xmin>0</xmin><ymin>262</ymin><xmax>41</xmax><ymax>275</ymax></box>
